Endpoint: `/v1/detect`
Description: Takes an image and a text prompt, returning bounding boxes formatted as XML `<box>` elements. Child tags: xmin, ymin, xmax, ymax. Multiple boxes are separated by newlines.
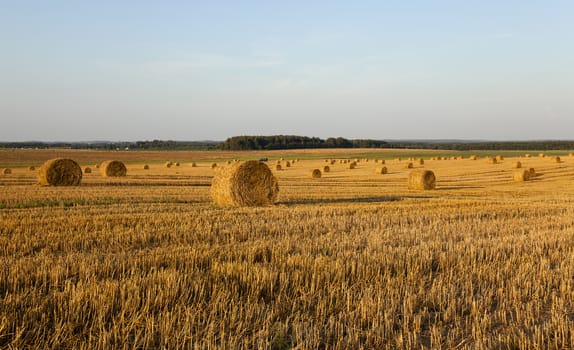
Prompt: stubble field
<box><xmin>1</xmin><ymin>148</ymin><xmax>574</xmax><ymax>349</ymax></box>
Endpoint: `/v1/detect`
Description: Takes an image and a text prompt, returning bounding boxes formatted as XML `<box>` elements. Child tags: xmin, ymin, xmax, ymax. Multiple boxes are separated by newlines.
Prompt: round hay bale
<box><xmin>529</xmin><ymin>168</ymin><xmax>536</xmax><ymax>177</ymax></box>
<box><xmin>94</xmin><ymin>163</ymin><xmax>100</xmax><ymax>169</ymax></box>
<box><xmin>539</xmin><ymin>153</ymin><xmax>545</xmax><ymax>158</ymax></box>
<box><xmin>524</xmin><ymin>154</ymin><xmax>531</xmax><ymax>158</ymax></box>
<box><xmin>408</xmin><ymin>170</ymin><xmax>436</xmax><ymax>190</ymax></box>
<box><xmin>275</xmin><ymin>164</ymin><xmax>282</xmax><ymax>171</ymax></box>
<box><xmin>441</xmin><ymin>157</ymin><xmax>448</xmax><ymax>160</ymax></box>
<box><xmin>191</xmin><ymin>162</ymin><xmax>197</xmax><ymax>167</ymax></box>
<box><xmin>310</xmin><ymin>169</ymin><xmax>322</xmax><ymax>178</ymax></box>
<box><xmin>487</xmin><ymin>157</ymin><xmax>497</xmax><ymax>164</ymax></box>
<box><xmin>513</xmin><ymin>161</ymin><xmax>522</xmax><ymax>169</ymax></box>
<box><xmin>375</xmin><ymin>166</ymin><xmax>388</xmax><ymax>174</ymax></box>
<box><xmin>513</xmin><ymin>170</ymin><xmax>530</xmax><ymax>182</ymax></box>
<box><xmin>143</xmin><ymin>164</ymin><xmax>149</xmax><ymax>170</ymax></box>
<box><xmin>322</xmin><ymin>166</ymin><xmax>330</xmax><ymax>173</ymax></box>
<box><xmin>29</xmin><ymin>166</ymin><xmax>36</xmax><ymax>171</ymax></box>
<box><xmin>496</xmin><ymin>155</ymin><xmax>504</xmax><ymax>161</ymax></box>
<box><xmin>553</xmin><ymin>156</ymin><xmax>561</xmax><ymax>163</ymax></box>
<box><xmin>165</xmin><ymin>162</ymin><xmax>173</xmax><ymax>168</ymax></box>
<box><xmin>38</xmin><ymin>158</ymin><xmax>82</xmax><ymax>186</ymax></box>
<box><xmin>175</xmin><ymin>162</ymin><xmax>180</xmax><ymax>167</ymax></box>
<box><xmin>210</xmin><ymin>160</ymin><xmax>279</xmax><ymax>207</ymax></box>
<box><xmin>100</xmin><ymin>160</ymin><xmax>127</xmax><ymax>177</ymax></box>
<box><xmin>348</xmin><ymin>162</ymin><xmax>356</xmax><ymax>169</ymax></box>
<box><xmin>380</xmin><ymin>160</ymin><xmax>386</xmax><ymax>164</ymax></box>
<box><xmin>469</xmin><ymin>155</ymin><xmax>478</xmax><ymax>160</ymax></box>
<box><xmin>284</xmin><ymin>161</ymin><xmax>291</xmax><ymax>168</ymax></box>
<box><xmin>84</xmin><ymin>167</ymin><xmax>92</xmax><ymax>174</ymax></box>
<box><xmin>2</xmin><ymin>168</ymin><xmax>12</xmax><ymax>175</ymax></box>
<box><xmin>330</xmin><ymin>160</ymin><xmax>336</xmax><ymax>165</ymax></box>
<box><xmin>418</xmin><ymin>159</ymin><xmax>424</xmax><ymax>165</ymax></box>
<box><xmin>324</xmin><ymin>159</ymin><xmax>329</xmax><ymax>163</ymax></box>
<box><xmin>396</xmin><ymin>157</ymin><xmax>401</xmax><ymax>161</ymax></box>
<box><xmin>404</xmin><ymin>162</ymin><xmax>414</xmax><ymax>169</ymax></box>
<box><xmin>211</xmin><ymin>163</ymin><xmax>218</xmax><ymax>169</ymax></box>
<box><xmin>569</xmin><ymin>153</ymin><xmax>573</xmax><ymax>157</ymax></box>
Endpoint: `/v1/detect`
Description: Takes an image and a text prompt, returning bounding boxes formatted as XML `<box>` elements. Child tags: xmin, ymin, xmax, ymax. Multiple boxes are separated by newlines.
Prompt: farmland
<box><xmin>1</xmin><ymin>148</ymin><xmax>574</xmax><ymax>349</ymax></box>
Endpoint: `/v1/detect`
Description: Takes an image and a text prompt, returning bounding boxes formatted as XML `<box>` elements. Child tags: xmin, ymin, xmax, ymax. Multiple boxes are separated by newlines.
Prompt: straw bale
<box><xmin>38</xmin><ymin>158</ymin><xmax>82</xmax><ymax>186</ymax></box>
<box><xmin>211</xmin><ymin>160</ymin><xmax>279</xmax><ymax>206</ymax></box>
<box><xmin>408</xmin><ymin>170</ymin><xmax>436</xmax><ymax>190</ymax></box>
<box><xmin>100</xmin><ymin>160</ymin><xmax>127</xmax><ymax>177</ymax></box>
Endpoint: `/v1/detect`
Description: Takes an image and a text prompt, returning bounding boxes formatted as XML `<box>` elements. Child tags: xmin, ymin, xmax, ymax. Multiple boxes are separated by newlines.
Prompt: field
<box><xmin>1</xmin><ymin>148</ymin><xmax>574</xmax><ymax>349</ymax></box>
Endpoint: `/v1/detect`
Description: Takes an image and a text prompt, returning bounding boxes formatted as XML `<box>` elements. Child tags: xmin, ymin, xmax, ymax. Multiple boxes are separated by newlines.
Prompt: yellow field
<box><xmin>1</xmin><ymin>149</ymin><xmax>574</xmax><ymax>349</ymax></box>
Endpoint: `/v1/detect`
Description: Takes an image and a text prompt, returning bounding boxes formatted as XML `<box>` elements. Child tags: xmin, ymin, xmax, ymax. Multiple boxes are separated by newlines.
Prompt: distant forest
<box><xmin>1</xmin><ymin>137</ymin><xmax>574</xmax><ymax>151</ymax></box>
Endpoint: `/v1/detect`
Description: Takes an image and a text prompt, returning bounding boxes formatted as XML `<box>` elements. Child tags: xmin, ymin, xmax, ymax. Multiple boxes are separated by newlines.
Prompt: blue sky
<box><xmin>1</xmin><ymin>1</ymin><xmax>573</xmax><ymax>141</ymax></box>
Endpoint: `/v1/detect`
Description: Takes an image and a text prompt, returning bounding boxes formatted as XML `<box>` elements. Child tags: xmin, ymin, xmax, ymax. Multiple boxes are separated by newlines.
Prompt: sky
<box><xmin>1</xmin><ymin>1</ymin><xmax>573</xmax><ymax>142</ymax></box>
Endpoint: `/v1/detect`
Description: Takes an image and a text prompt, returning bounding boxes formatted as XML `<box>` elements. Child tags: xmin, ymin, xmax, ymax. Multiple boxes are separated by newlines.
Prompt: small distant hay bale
<box><xmin>211</xmin><ymin>163</ymin><xmax>218</xmax><ymax>169</ymax></box>
<box><xmin>175</xmin><ymin>162</ymin><xmax>180</xmax><ymax>167</ymax></box>
<box><xmin>330</xmin><ymin>160</ymin><xmax>336</xmax><ymax>165</ymax></box>
<box><xmin>418</xmin><ymin>159</ymin><xmax>424</xmax><ymax>165</ymax></box>
<box><xmin>487</xmin><ymin>157</ymin><xmax>497</xmax><ymax>164</ymax></box>
<box><xmin>404</xmin><ymin>162</ymin><xmax>414</xmax><ymax>169</ymax></box>
<box><xmin>496</xmin><ymin>155</ymin><xmax>504</xmax><ymax>161</ymax></box>
<box><xmin>380</xmin><ymin>160</ymin><xmax>386</xmax><ymax>164</ymax></box>
<box><xmin>94</xmin><ymin>163</ymin><xmax>100</xmax><ymax>169</ymax></box>
<box><xmin>100</xmin><ymin>160</ymin><xmax>127</xmax><ymax>177</ymax></box>
<box><xmin>191</xmin><ymin>162</ymin><xmax>197</xmax><ymax>167</ymax></box>
<box><xmin>324</xmin><ymin>159</ymin><xmax>329</xmax><ymax>163</ymax></box>
<box><xmin>375</xmin><ymin>166</ymin><xmax>388</xmax><ymax>174</ymax></box>
<box><xmin>513</xmin><ymin>170</ymin><xmax>530</xmax><ymax>182</ymax></box>
<box><xmin>524</xmin><ymin>154</ymin><xmax>531</xmax><ymax>158</ymax></box>
<box><xmin>513</xmin><ymin>161</ymin><xmax>522</xmax><ymax>169</ymax></box>
<box><xmin>539</xmin><ymin>153</ymin><xmax>545</xmax><ymax>158</ymax></box>
<box><xmin>29</xmin><ymin>166</ymin><xmax>36</xmax><ymax>171</ymax></box>
<box><xmin>569</xmin><ymin>153</ymin><xmax>573</xmax><ymax>157</ymax></box>
<box><xmin>553</xmin><ymin>156</ymin><xmax>561</xmax><ymax>163</ymax></box>
<box><xmin>396</xmin><ymin>157</ymin><xmax>401</xmax><ymax>161</ymax></box>
<box><xmin>284</xmin><ymin>161</ymin><xmax>291</xmax><ymax>168</ymax></box>
<box><xmin>211</xmin><ymin>160</ymin><xmax>279</xmax><ymax>207</ymax></box>
<box><xmin>165</xmin><ymin>162</ymin><xmax>173</xmax><ymax>168</ymax></box>
<box><xmin>310</xmin><ymin>169</ymin><xmax>322</xmax><ymax>178</ymax></box>
<box><xmin>84</xmin><ymin>167</ymin><xmax>92</xmax><ymax>174</ymax></box>
<box><xmin>408</xmin><ymin>170</ymin><xmax>436</xmax><ymax>190</ymax></box>
<box><xmin>275</xmin><ymin>164</ymin><xmax>282</xmax><ymax>171</ymax></box>
<box><xmin>276</xmin><ymin>160</ymin><xmax>281</xmax><ymax>165</ymax></box>
<box><xmin>38</xmin><ymin>158</ymin><xmax>82</xmax><ymax>186</ymax></box>
<box><xmin>227</xmin><ymin>160</ymin><xmax>232</xmax><ymax>165</ymax></box>
<box><xmin>348</xmin><ymin>162</ymin><xmax>356</xmax><ymax>169</ymax></box>
<box><xmin>469</xmin><ymin>155</ymin><xmax>478</xmax><ymax>160</ymax></box>
<box><xmin>528</xmin><ymin>168</ymin><xmax>536</xmax><ymax>177</ymax></box>
<box><xmin>143</xmin><ymin>164</ymin><xmax>149</xmax><ymax>170</ymax></box>
<box><xmin>458</xmin><ymin>155</ymin><xmax>464</xmax><ymax>160</ymax></box>
<box><xmin>322</xmin><ymin>166</ymin><xmax>330</xmax><ymax>173</ymax></box>
<box><xmin>2</xmin><ymin>168</ymin><xmax>12</xmax><ymax>175</ymax></box>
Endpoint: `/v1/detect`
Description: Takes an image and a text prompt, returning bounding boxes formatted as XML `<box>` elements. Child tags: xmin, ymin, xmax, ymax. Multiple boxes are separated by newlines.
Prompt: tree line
<box><xmin>1</xmin><ymin>138</ymin><xmax>574</xmax><ymax>151</ymax></box>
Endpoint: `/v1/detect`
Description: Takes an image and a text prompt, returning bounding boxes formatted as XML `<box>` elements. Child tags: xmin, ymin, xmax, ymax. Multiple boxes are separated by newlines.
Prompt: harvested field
<box><xmin>1</xmin><ymin>148</ymin><xmax>574</xmax><ymax>349</ymax></box>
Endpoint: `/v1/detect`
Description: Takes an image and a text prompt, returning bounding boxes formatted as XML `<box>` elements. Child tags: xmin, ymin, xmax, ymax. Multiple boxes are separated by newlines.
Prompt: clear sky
<box><xmin>1</xmin><ymin>1</ymin><xmax>573</xmax><ymax>142</ymax></box>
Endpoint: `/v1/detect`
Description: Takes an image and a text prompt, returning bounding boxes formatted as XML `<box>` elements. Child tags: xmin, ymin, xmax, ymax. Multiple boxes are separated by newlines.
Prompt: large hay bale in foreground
<box><xmin>513</xmin><ymin>170</ymin><xmax>530</xmax><ymax>182</ymax></box>
<box><xmin>38</xmin><ymin>158</ymin><xmax>82</xmax><ymax>186</ymax></box>
<box><xmin>310</xmin><ymin>169</ymin><xmax>322</xmax><ymax>178</ymax></box>
<box><xmin>408</xmin><ymin>170</ymin><xmax>436</xmax><ymax>190</ymax></box>
<box><xmin>100</xmin><ymin>160</ymin><xmax>127</xmax><ymax>177</ymax></box>
<box><xmin>2</xmin><ymin>168</ymin><xmax>12</xmax><ymax>175</ymax></box>
<box><xmin>211</xmin><ymin>160</ymin><xmax>279</xmax><ymax>207</ymax></box>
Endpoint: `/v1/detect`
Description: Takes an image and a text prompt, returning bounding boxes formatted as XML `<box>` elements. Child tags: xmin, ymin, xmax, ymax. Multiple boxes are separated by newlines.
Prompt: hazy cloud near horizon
<box><xmin>1</xmin><ymin>1</ymin><xmax>573</xmax><ymax>142</ymax></box>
